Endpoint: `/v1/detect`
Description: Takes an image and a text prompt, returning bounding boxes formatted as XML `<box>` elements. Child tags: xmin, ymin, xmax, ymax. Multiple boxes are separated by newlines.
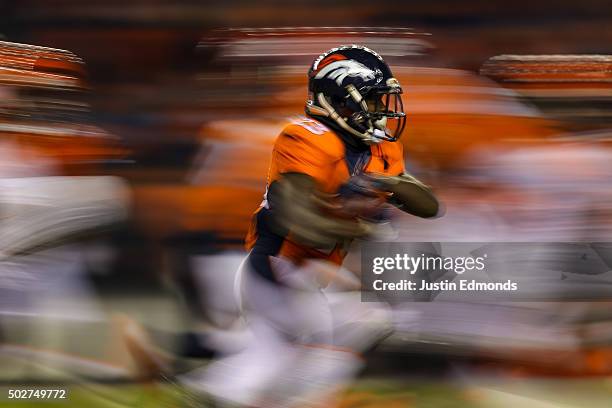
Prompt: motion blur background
<box><xmin>1</xmin><ymin>1</ymin><xmax>612</xmax><ymax>407</ymax></box>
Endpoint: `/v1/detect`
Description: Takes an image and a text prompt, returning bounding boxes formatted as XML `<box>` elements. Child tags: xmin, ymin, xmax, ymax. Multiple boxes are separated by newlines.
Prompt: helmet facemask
<box><xmin>311</xmin><ymin>77</ymin><xmax>406</xmax><ymax>145</ymax></box>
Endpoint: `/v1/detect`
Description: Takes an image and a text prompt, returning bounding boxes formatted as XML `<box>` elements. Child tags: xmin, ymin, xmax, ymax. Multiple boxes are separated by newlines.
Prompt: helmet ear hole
<box><xmin>333</xmin><ymin>96</ymin><xmax>354</xmax><ymax>117</ymax></box>
<box><xmin>331</xmin><ymin>95</ymin><xmax>345</xmax><ymax>106</ymax></box>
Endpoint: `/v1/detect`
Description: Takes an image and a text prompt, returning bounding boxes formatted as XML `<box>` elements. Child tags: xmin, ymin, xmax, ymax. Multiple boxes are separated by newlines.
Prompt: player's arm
<box><xmin>369</xmin><ymin>173</ymin><xmax>440</xmax><ymax>218</ymax></box>
<box><xmin>267</xmin><ymin>172</ymin><xmax>373</xmax><ymax>249</ymax></box>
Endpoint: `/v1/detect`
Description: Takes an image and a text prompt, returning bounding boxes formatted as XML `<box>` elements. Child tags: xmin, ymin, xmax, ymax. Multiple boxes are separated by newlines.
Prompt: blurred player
<box><xmin>181</xmin><ymin>45</ymin><xmax>439</xmax><ymax>407</ymax></box>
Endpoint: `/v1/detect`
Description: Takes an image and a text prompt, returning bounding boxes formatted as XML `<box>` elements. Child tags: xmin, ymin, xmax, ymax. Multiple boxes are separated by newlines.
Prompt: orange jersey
<box><xmin>246</xmin><ymin>116</ymin><xmax>405</xmax><ymax>264</ymax></box>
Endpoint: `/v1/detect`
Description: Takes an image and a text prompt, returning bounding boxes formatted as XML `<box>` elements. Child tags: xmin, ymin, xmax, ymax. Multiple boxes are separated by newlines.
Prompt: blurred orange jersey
<box><xmin>246</xmin><ymin>116</ymin><xmax>405</xmax><ymax>264</ymax></box>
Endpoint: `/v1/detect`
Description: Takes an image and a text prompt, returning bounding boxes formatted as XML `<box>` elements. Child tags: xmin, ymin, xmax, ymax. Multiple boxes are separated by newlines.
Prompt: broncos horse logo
<box><xmin>314</xmin><ymin>58</ymin><xmax>381</xmax><ymax>86</ymax></box>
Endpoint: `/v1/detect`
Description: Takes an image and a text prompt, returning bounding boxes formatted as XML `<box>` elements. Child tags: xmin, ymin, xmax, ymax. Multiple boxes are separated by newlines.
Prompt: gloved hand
<box><xmin>361</xmin><ymin>172</ymin><xmax>440</xmax><ymax>218</ymax></box>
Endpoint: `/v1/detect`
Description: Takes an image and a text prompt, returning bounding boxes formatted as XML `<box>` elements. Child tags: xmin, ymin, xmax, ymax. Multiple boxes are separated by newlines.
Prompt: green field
<box><xmin>2</xmin><ymin>377</ymin><xmax>612</xmax><ymax>408</ymax></box>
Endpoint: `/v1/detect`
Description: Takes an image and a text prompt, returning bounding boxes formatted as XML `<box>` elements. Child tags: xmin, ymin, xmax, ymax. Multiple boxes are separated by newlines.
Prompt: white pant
<box><xmin>181</xmin><ymin>254</ymin><xmax>392</xmax><ymax>407</ymax></box>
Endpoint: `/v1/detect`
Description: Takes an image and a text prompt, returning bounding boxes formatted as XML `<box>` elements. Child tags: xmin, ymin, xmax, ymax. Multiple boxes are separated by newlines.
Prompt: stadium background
<box><xmin>1</xmin><ymin>1</ymin><xmax>612</xmax><ymax>407</ymax></box>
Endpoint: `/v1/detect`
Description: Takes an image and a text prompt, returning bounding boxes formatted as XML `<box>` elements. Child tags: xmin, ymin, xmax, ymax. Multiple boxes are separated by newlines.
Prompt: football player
<box><xmin>181</xmin><ymin>45</ymin><xmax>439</xmax><ymax>407</ymax></box>
<box><xmin>245</xmin><ymin>44</ymin><xmax>438</xmax><ymax>277</ymax></box>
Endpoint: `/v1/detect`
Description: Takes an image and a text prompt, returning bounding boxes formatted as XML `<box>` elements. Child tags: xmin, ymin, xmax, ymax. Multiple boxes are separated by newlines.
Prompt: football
<box><xmin>332</xmin><ymin>175</ymin><xmax>390</xmax><ymax>220</ymax></box>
